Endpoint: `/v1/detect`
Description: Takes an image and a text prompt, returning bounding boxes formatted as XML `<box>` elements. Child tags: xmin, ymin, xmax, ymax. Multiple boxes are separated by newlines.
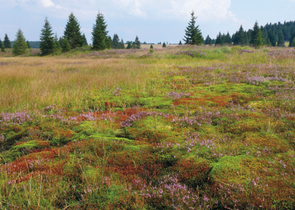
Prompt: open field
<box><xmin>1</xmin><ymin>46</ymin><xmax>295</xmax><ymax>209</ymax></box>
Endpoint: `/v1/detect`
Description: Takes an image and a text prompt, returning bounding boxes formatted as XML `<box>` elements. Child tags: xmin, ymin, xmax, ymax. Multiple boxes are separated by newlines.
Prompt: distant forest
<box><xmin>205</xmin><ymin>21</ymin><xmax>295</xmax><ymax>46</ymax></box>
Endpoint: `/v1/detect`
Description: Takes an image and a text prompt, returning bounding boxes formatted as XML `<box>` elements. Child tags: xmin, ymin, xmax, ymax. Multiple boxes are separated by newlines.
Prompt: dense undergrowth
<box><xmin>0</xmin><ymin>46</ymin><xmax>295</xmax><ymax>209</ymax></box>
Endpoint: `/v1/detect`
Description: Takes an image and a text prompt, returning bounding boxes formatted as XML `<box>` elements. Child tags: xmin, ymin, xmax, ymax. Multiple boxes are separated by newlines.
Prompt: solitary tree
<box><xmin>183</xmin><ymin>11</ymin><xmax>203</xmax><ymax>45</ymax></box>
<box><xmin>179</xmin><ymin>40</ymin><xmax>182</xmax><ymax>45</ymax></box>
<box><xmin>64</xmin><ymin>13</ymin><xmax>83</xmax><ymax>49</ymax></box>
<box><xmin>133</xmin><ymin>36</ymin><xmax>141</xmax><ymax>49</ymax></box>
<box><xmin>92</xmin><ymin>12</ymin><xmax>108</xmax><ymax>50</ymax></box>
<box><xmin>250</xmin><ymin>21</ymin><xmax>264</xmax><ymax>49</ymax></box>
<box><xmin>12</xmin><ymin>29</ymin><xmax>28</xmax><ymax>55</ymax></box>
<box><xmin>4</xmin><ymin>34</ymin><xmax>11</xmax><ymax>48</ymax></box>
<box><xmin>40</xmin><ymin>17</ymin><xmax>54</xmax><ymax>55</ymax></box>
<box><xmin>162</xmin><ymin>42</ymin><xmax>166</xmax><ymax>47</ymax></box>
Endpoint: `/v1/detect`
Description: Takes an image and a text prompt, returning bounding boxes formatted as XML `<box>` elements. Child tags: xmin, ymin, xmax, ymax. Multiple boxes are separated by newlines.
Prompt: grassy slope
<box><xmin>0</xmin><ymin>46</ymin><xmax>295</xmax><ymax>209</ymax></box>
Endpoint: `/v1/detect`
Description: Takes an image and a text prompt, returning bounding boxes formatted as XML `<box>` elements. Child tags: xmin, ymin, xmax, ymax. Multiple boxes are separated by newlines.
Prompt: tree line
<box><xmin>1</xmin><ymin>12</ymin><xmax>143</xmax><ymax>55</ymax></box>
<box><xmin>2</xmin><ymin>11</ymin><xmax>295</xmax><ymax>56</ymax></box>
<box><xmin>204</xmin><ymin>21</ymin><xmax>295</xmax><ymax>47</ymax></box>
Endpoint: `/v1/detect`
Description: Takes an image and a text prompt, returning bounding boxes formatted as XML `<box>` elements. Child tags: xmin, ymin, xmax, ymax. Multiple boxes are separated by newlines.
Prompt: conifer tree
<box><xmin>120</xmin><ymin>39</ymin><xmax>125</xmax><ymax>49</ymax></box>
<box><xmin>62</xmin><ymin>38</ymin><xmax>71</xmax><ymax>53</ymax></box>
<box><xmin>26</xmin><ymin>41</ymin><xmax>31</xmax><ymax>49</ymax></box>
<box><xmin>0</xmin><ymin>39</ymin><xmax>3</xmax><ymax>50</ymax></box>
<box><xmin>162</xmin><ymin>42</ymin><xmax>166</xmax><ymax>47</ymax></box>
<box><xmin>112</xmin><ymin>34</ymin><xmax>120</xmax><ymax>49</ymax></box>
<box><xmin>82</xmin><ymin>33</ymin><xmax>88</xmax><ymax>46</ymax></box>
<box><xmin>183</xmin><ymin>11</ymin><xmax>203</xmax><ymax>45</ymax></box>
<box><xmin>40</xmin><ymin>17</ymin><xmax>54</xmax><ymax>55</ymax></box>
<box><xmin>53</xmin><ymin>34</ymin><xmax>61</xmax><ymax>53</ymax></box>
<box><xmin>204</xmin><ymin>35</ymin><xmax>212</xmax><ymax>45</ymax></box>
<box><xmin>126</xmin><ymin>41</ymin><xmax>132</xmax><ymax>49</ymax></box>
<box><xmin>64</xmin><ymin>13</ymin><xmax>83</xmax><ymax>49</ymax></box>
<box><xmin>133</xmin><ymin>36</ymin><xmax>141</xmax><ymax>49</ymax></box>
<box><xmin>12</xmin><ymin>29</ymin><xmax>27</xmax><ymax>55</ymax></box>
<box><xmin>150</xmin><ymin>45</ymin><xmax>153</xmax><ymax>49</ymax></box>
<box><xmin>268</xmin><ymin>31</ymin><xmax>276</xmax><ymax>46</ymax></box>
<box><xmin>92</xmin><ymin>12</ymin><xmax>108</xmax><ymax>50</ymax></box>
<box><xmin>250</xmin><ymin>21</ymin><xmax>264</xmax><ymax>49</ymax></box>
<box><xmin>179</xmin><ymin>40</ymin><xmax>182</xmax><ymax>45</ymax></box>
<box><xmin>277</xmin><ymin>30</ymin><xmax>285</xmax><ymax>47</ymax></box>
<box><xmin>4</xmin><ymin>34</ymin><xmax>11</xmax><ymax>48</ymax></box>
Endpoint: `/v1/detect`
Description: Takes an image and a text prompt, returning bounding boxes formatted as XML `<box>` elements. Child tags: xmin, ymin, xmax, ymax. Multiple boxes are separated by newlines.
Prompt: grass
<box><xmin>0</xmin><ymin>45</ymin><xmax>295</xmax><ymax>209</ymax></box>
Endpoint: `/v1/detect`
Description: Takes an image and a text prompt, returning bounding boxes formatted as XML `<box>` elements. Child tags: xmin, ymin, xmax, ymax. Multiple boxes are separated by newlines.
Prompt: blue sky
<box><xmin>0</xmin><ymin>0</ymin><xmax>294</xmax><ymax>43</ymax></box>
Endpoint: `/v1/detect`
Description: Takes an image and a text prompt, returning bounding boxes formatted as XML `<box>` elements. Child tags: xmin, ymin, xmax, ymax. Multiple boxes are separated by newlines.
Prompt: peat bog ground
<box><xmin>0</xmin><ymin>46</ymin><xmax>295</xmax><ymax>209</ymax></box>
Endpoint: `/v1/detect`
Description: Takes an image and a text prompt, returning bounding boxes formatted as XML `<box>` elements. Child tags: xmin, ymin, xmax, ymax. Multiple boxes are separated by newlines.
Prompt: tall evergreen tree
<box><xmin>12</xmin><ymin>29</ymin><xmax>28</xmax><ymax>55</ymax></box>
<box><xmin>92</xmin><ymin>12</ymin><xmax>108</xmax><ymax>50</ymax></box>
<box><xmin>204</xmin><ymin>35</ymin><xmax>212</xmax><ymax>45</ymax></box>
<box><xmin>120</xmin><ymin>39</ymin><xmax>125</xmax><ymax>49</ymax></box>
<box><xmin>133</xmin><ymin>36</ymin><xmax>141</xmax><ymax>49</ymax></box>
<box><xmin>250</xmin><ymin>21</ymin><xmax>264</xmax><ymax>49</ymax></box>
<box><xmin>126</xmin><ymin>41</ymin><xmax>132</xmax><ymax>49</ymax></box>
<box><xmin>26</xmin><ymin>41</ymin><xmax>31</xmax><ymax>50</ymax></box>
<box><xmin>4</xmin><ymin>34</ymin><xmax>11</xmax><ymax>48</ymax></box>
<box><xmin>183</xmin><ymin>11</ymin><xmax>203</xmax><ymax>45</ymax></box>
<box><xmin>268</xmin><ymin>31</ymin><xmax>276</xmax><ymax>46</ymax></box>
<box><xmin>112</xmin><ymin>34</ymin><xmax>120</xmax><ymax>49</ymax></box>
<box><xmin>40</xmin><ymin>17</ymin><xmax>54</xmax><ymax>55</ymax></box>
<box><xmin>225</xmin><ymin>32</ymin><xmax>232</xmax><ymax>45</ymax></box>
<box><xmin>82</xmin><ymin>33</ymin><xmax>88</xmax><ymax>46</ymax></box>
<box><xmin>53</xmin><ymin>34</ymin><xmax>61</xmax><ymax>53</ymax></box>
<box><xmin>277</xmin><ymin>30</ymin><xmax>285</xmax><ymax>47</ymax></box>
<box><xmin>215</xmin><ymin>32</ymin><xmax>223</xmax><ymax>45</ymax></box>
<box><xmin>64</xmin><ymin>13</ymin><xmax>83</xmax><ymax>49</ymax></box>
<box><xmin>162</xmin><ymin>42</ymin><xmax>166</xmax><ymax>47</ymax></box>
<box><xmin>179</xmin><ymin>40</ymin><xmax>182</xmax><ymax>45</ymax></box>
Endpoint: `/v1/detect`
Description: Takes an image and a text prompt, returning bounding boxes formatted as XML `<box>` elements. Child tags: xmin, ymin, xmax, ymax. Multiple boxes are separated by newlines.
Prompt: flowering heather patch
<box><xmin>166</xmin><ymin>91</ymin><xmax>190</xmax><ymax>100</ymax></box>
<box><xmin>0</xmin><ymin>111</ymin><xmax>32</xmax><ymax>125</ymax></box>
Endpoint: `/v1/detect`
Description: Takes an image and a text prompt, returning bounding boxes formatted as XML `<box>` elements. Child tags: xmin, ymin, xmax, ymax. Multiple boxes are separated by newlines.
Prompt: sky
<box><xmin>0</xmin><ymin>0</ymin><xmax>294</xmax><ymax>43</ymax></box>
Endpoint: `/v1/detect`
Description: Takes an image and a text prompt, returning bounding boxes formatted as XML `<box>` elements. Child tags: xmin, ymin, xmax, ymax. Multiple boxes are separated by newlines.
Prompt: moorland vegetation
<box><xmin>0</xmin><ymin>10</ymin><xmax>295</xmax><ymax>210</ymax></box>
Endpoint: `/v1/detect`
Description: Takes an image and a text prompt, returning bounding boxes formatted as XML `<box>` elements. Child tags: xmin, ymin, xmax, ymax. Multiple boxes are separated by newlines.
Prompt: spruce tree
<box><xmin>277</xmin><ymin>30</ymin><xmax>285</xmax><ymax>47</ymax></box>
<box><xmin>64</xmin><ymin>13</ymin><xmax>83</xmax><ymax>49</ymax></box>
<box><xmin>53</xmin><ymin>34</ymin><xmax>61</xmax><ymax>53</ymax></box>
<box><xmin>4</xmin><ymin>34</ymin><xmax>11</xmax><ymax>48</ymax></box>
<box><xmin>134</xmin><ymin>36</ymin><xmax>141</xmax><ymax>49</ymax></box>
<box><xmin>92</xmin><ymin>12</ymin><xmax>108</xmax><ymax>50</ymax></box>
<box><xmin>183</xmin><ymin>11</ymin><xmax>203</xmax><ymax>45</ymax></box>
<box><xmin>120</xmin><ymin>39</ymin><xmax>125</xmax><ymax>49</ymax></box>
<box><xmin>26</xmin><ymin>41</ymin><xmax>31</xmax><ymax>49</ymax></box>
<box><xmin>162</xmin><ymin>42</ymin><xmax>166</xmax><ymax>47</ymax></box>
<box><xmin>250</xmin><ymin>21</ymin><xmax>264</xmax><ymax>49</ymax></box>
<box><xmin>40</xmin><ymin>18</ymin><xmax>55</xmax><ymax>55</ymax></box>
<box><xmin>150</xmin><ymin>45</ymin><xmax>153</xmax><ymax>49</ymax></box>
<box><xmin>204</xmin><ymin>35</ymin><xmax>212</xmax><ymax>45</ymax></box>
<box><xmin>126</xmin><ymin>41</ymin><xmax>132</xmax><ymax>49</ymax></box>
<box><xmin>62</xmin><ymin>38</ymin><xmax>71</xmax><ymax>53</ymax></box>
<box><xmin>82</xmin><ymin>33</ymin><xmax>88</xmax><ymax>46</ymax></box>
<box><xmin>268</xmin><ymin>31</ymin><xmax>276</xmax><ymax>46</ymax></box>
<box><xmin>112</xmin><ymin>34</ymin><xmax>120</xmax><ymax>49</ymax></box>
<box><xmin>179</xmin><ymin>40</ymin><xmax>182</xmax><ymax>45</ymax></box>
<box><xmin>12</xmin><ymin>29</ymin><xmax>28</xmax><ymax>55</ymax></box>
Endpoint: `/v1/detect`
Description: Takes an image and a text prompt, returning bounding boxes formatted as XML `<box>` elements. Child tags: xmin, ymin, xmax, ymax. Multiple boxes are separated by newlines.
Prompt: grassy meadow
<box><xmin>0</xmin><ymin>45</ymin><xmax>295</xmax><ymax>209</ymax></box>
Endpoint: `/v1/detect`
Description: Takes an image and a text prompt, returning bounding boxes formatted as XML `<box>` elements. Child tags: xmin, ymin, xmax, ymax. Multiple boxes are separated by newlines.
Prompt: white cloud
<box><xmin>41</xmin><ymin>0</ymin><xmax>54</xmax><ymax>7</ymax></box>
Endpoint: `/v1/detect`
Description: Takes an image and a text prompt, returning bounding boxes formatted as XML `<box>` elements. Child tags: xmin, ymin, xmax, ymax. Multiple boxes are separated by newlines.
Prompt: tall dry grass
<box><xmin>0</xmin><ymin>57</ymin><xmax>162</xmax><ymax>112</ymax></box>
